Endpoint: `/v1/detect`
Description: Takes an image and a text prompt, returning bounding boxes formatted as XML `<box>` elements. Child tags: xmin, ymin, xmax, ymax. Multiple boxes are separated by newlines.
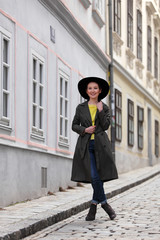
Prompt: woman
<box><xmin>71</xmin><ymin>77</ymin><xmax>118</xmax><ymax>221</ymax></box>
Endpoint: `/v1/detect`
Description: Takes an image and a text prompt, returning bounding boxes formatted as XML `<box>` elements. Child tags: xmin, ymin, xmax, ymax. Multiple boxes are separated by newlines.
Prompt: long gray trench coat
<box><xmin>71</xmin><ymin>101</ymin><xmax>118</xmax><ymax>183</ymax></box>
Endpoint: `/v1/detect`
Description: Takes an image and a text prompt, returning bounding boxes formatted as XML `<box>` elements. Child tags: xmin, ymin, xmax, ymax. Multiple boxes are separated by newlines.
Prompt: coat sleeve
<box><xmin>72</xmin><ymin>105</ymin><xmax>86</xmax><ymax>136</ymax></box>
<box><xmin>97</xmin><ymin>104</ymin><xmax>111</xmax><ymax>131</ymax></box>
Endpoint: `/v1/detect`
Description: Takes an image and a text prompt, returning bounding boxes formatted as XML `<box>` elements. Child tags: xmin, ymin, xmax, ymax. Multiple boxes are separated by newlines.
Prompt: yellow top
<box><xmin>88</xmin><ymin>104</ymin><xmax>97</xmax><ymax>140</ymax></box>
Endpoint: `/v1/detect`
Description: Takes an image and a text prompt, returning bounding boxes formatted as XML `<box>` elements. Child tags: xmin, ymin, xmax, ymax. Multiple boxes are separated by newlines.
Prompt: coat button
<box><xmin>103</xmin><ymin>145</ymin><xmax>106</xmax><ymax>147</ymax></box>
<box><xmin>101</xmin><ymin>133</ymin><xmax>103</xmax><ymax>136</ymax></box>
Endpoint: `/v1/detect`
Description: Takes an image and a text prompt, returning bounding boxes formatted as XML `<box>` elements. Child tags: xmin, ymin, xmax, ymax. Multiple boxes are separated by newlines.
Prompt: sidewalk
<box><xmin>0</xmin><ymin>164</ymin><xmax>160</xmax><ymax>240</ymax></box>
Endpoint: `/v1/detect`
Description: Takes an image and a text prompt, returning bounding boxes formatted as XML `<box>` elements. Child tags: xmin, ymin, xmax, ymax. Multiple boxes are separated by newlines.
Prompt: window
<box><xmin>32</xmin><ymin>55</ymin><xmax>44</xmax><ymax>138</ymax></box>
<box><xmin>147</xmin><ymin>26</ymin><xmax>152</xmax><ymax>72</ymax></box>
<box><xmin>115</xmin><ymin>89</ymin><xmax>122</xmax><ymax>141</ymax></box>
<box><xmin>114</xmin><ymin>0</ymin><xmax>121</xmax><ymax>36</ymax></box>
<box><xmin>155</xmin><ymin>120</ymin><xmax>159</xmax><ymax>157</ymax></box>
<box><xmin>128</xmin><ymin>100</ymin><xmax>134</xmax><ymax>146</ymax></box>
<box><xmin>92</xmin><ymin>0</ymin><xmax>104</xmax><ymax>28</ymax></box>
<box><xmin>59</xmin><ymin>71</ymin><xmax>69</xmax><ymax>146</ymax></box>
<box><xmin>0</xmin><ymin>33</ymin><xmax>11</xmax><ymax>127</ymax></box>
<box><xmin>154</xmin><ymin>37</ymin><xmax>158</xmax><ymax>79</ymax></box>
<box><xmin>137</xmin><ymin>106</ymin><xmax>144</xmax><ymax>150</ymax></box>
<box><xmin>137</xmin><ymin>10</ymin><xmax>142</xmax><ymax>61</ymax></box>
<box><xmin>94</xmin><ymin>0</ymin><xmax>103</xmax><ymax>14</ymax></box>
<box><xmin>127</xmin><ymin>0</ymin><xmax>133</xmax><ymax>50</ymax></box>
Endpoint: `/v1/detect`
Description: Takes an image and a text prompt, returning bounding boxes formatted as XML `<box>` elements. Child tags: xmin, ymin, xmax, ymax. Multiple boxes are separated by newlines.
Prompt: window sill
<box><xmin>79</xmin><ymin>0</ymin><xmax>91</xmax><ymax>9</ymax></box>
<box><xmin>92</xmin><ymin>8</ymin><xmax>105</xmax><ymax>28</ymax></box>
<box><xmin>0</xmin><ymin>123</ymin><xmax>12</xmax><ymax>132</ymax></box>
<box><xmin>0</xmin><ymin>117</ymin><xmax>12</xmax><ymax>131</ymax></box>
<box><xmin>58</xmin><ymin>136</ymin><xmax>69</xmax><ymax>148</ymax></box>
<box><xmin>31</xmin><ymin>128</ymin><xmax>45</xmax><ymax>141</ymax></box>
<box><xmin>138</xmin><ymin>147</ymin><xmax>143</xmax><ymax>151</ymax></box>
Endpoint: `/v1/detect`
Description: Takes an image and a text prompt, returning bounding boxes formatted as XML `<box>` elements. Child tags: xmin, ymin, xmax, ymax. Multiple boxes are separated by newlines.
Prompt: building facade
<box><xmin>110</xmin><ymin>0</ymin><xmax>160</xmax><ymax>172</ymax></box>
<box><xmin>0</xmin><ymin>0</ymin><xmax>109</xmax><ymax>207</ymax></box>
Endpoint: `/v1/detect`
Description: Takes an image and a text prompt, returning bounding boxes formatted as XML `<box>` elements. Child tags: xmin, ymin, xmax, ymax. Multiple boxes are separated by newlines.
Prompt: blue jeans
<box><xmin>89</xmin><ymin>140</ymin><xmax>107</xmax><ymax>205</ymax></box>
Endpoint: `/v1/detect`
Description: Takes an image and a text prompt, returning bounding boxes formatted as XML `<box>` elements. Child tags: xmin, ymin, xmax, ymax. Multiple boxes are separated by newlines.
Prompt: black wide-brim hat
<box><xmin>78</xmin><ymin>77</ymin><xmax>109</xmax><ymax>100</ymax></box>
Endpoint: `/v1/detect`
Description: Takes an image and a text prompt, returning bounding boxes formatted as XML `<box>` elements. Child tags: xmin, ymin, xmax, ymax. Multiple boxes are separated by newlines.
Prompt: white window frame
<box><xmin>92</xmin><ymin>0</ymin><xmax>105</xmax><ymax>28</ymax></box>
<box><xmin>58</xmin><ymin>69</ymin><xmax>70</xmax><ymax>147</ymax></box>
<box><xmin>0</xmin><ymin>27</ymin><xmax>12</xmax><ymax>130</ymax></box>
<box><xmin>93</xmin><ymin>0</ymin><xmax>103</xmax><ymax>15</ymax></box>
<box><xmin>31</xmin><ymin>50</ymin><xmax>45</xmax><ymax>141</ymax></box>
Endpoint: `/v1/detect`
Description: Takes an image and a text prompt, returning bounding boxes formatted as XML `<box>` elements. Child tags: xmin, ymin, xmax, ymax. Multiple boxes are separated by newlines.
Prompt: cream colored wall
<box><xmin>113</xmin><ymin>0</ymin><xmax>160</xmax><ymax>103</ymax></box>
<box><xmin>114</xmin><ymin>67</ymin><xmax>160</xmax><ymax>173</ymax></box>
<box><xmin>106</xmin><ymin>0</ymin><xmax>160</xmax><ymax>173</ymax></box>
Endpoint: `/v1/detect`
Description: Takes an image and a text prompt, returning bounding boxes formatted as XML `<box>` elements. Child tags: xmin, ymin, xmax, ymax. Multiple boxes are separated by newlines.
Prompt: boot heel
<box><xmin>101</xmin><ymin>203</ymin><xmax>116</xmax><ymax>220</ymax></box>
<box><xmin>85</xmin><ymin>204</ymin><xmax>97</xmax><ymax>221</ymax></box>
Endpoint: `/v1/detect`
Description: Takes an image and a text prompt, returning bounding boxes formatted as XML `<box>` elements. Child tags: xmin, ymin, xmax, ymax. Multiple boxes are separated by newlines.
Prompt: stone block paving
<box><xmin>0</xmin><ymin>164</ymin><xmax>160</xmax><ymax>239</ymax></box>
<box><xmin>24</xmin><ymin>175</ymin><xmax>160</xmax><ymax>240</ymax></box>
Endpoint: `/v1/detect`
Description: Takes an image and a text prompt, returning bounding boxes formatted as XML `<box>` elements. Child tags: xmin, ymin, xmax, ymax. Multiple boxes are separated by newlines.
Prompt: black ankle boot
<box><xmin>85</xmin><ymin>204</ymin><xmax>97</xmax><ymax>221</ymax></box>
<box><xmin>101</xmin><ymin>203</ymin><xmax>116</xmax><ymax>220</ymax></box>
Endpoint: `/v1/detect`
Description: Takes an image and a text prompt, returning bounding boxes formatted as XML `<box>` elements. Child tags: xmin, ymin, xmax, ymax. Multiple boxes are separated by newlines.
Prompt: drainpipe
<box><xmin>108</xmin><ymin>0</ymin><xmax>115</xmax><ymax>162</ymax></box>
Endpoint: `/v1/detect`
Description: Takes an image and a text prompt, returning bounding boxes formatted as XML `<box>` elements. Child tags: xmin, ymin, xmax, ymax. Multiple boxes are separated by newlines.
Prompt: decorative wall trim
<box><xmin>153</xmin><ymin>12</ymin><xmax>160</xmax><ymax>28</ymax></box>
<box><xmin>135</xmin><ymin>59</ymin><xmax>144</xmax><ymax>79</ymax></box>
<box><xmin>136</xmin><ymin>0</ymin><xmax>142</xmax><ymax>10</ymax></box>
<box><xmin>126</xmin><ymin>48</ymin><xmax>135</xmax><ymax>69</ymax></box>
<box><xmin>153</xmin><ymin>78</ymin><xmax>160</xmax><ymax>96</ymax></box>
<box><xmin>146</xmin><ymin>1</ymin><xmax>157</xmax><ymax>15</ymax></box>
<box><xmin>146</xmin><ymin>71</ymin><xmax>154</xmax><ymax>88</ymax></box>
<box><xmin>113</xmin><ymin>31</ymin><xmax>123</xmax><ymax>56</ymax></box>
<box><xmin>39</xmin><ymin>0</ymin><xmax>110</xmax><ymax>70</ymax></box>
<box><xmin>114</xmin><ymin>59</ymin><xmax>160</xmax><ymax>109</ymax></box>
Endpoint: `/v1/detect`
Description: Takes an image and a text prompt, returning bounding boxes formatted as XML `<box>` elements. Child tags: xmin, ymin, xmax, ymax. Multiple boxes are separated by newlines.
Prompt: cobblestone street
<box><xmin>24</xmin><ymin>175</ymin><xmax>160</xmax><ymax>240</ymax></box>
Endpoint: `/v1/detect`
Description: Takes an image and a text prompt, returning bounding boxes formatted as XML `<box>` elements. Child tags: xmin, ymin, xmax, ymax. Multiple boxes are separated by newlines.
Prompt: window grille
<box><xmin>115</xmin><ymin>89</ymin><xmax>122</xmax><ymax>141</ymax></box>
<box><xmin>137</xmin><ymin>106</ymin><xmax>144</xmax><ymax>150</ymax></box>
<box><xmin>147</xmin><ymin>26</ymin><xmax>152</xmax><ymax>72</ymax></box>
<box><xmin>59</xmin><ymin>72</ymin><xmax>69</xmax><ymax>146</ymax></box>
<box><xmin>114</xmin><ymin>0</ymin><xmax>121</xmax><ymax>36</ymax></box>
<box><xmin>1</xmin><ymin>35</ymin><xmax>10</xmax><ymax>126</ymax></box>
<box><xmin>127</xmin><ymin>0</ymin><xmax>133</xmax><ymax>50</ymax></box>
<box><xmin>154</xmin><ymin>37</ymin><xmax>158</xmax><ymax>79</ymax></box>
<box><xmin>137</xmin><ymin>10</ymin><xmax>142</xmax><ymax>61</ymax></box>
<box><xmin>32</xmin><ymin>55</ymin><xmax>44</xmax><ymax>137</ymax></box>
<box><xmin>155</xmin><ymin>120</ymin><xmax>159</xmax><ymax>157</ymax></box>
<box><xmin>128</xmin><ymin>99</ymin><xmax>134</xmax><ymax>146</ymax></box>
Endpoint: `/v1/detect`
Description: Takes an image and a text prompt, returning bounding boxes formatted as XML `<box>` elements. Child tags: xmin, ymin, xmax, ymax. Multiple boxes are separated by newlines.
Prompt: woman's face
<box><xmin>86</xmin><ymin>82</ymin><xmax>101</xmax><ymax>101</ymax></box>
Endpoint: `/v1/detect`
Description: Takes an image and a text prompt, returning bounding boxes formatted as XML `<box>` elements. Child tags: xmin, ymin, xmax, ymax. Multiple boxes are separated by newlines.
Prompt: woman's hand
<box><xmin>85</xmin><ymin>126</ymin><xmax>96</xmax><ymax>134</ymax></box>
<box><xmin>97</xmin><ymin>101</ymin><xmax>103</xmax><ymax>112</ymax></box>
